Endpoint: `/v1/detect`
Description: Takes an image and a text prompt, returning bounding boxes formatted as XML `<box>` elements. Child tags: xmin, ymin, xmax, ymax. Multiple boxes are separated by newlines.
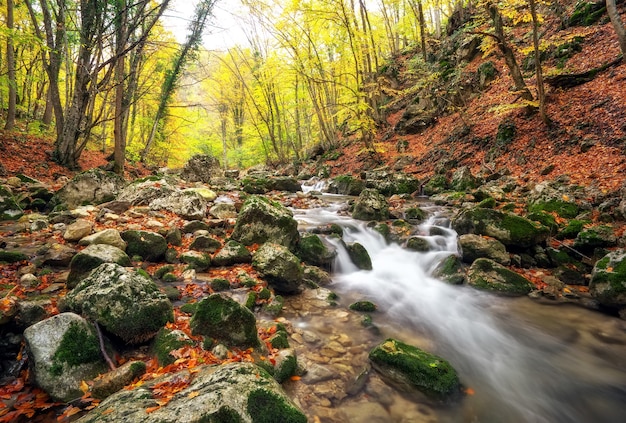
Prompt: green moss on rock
<box><xmin>247</xmin><ymin>388</ymin><xmax>307</xmax><ymax>423</ymax></box>
<box><xmin>349</xmin><ymin>301</ymin><xmax>377</xmax><ymax>312</ymax></box>
<box><xmin>529</xmin><ymin>200</ymin><xmax>579</xmax><ymax>219</ymax></box>
<box><xmin>52</xmin><ymin>321</ymin><xmax>101</xmax><ymax>373</ymax></box>
<box><xmin>467</xmin><ymin>258</ymin><xmax>534</xmax><ymax>296</ymax></box>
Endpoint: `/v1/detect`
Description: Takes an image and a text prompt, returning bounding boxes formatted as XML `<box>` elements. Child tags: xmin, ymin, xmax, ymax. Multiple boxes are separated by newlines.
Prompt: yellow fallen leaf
<box><xmin>187</xmin><ymin>391</ymin><xmax>200</xmax><ymax>399</ymax></box>
<box><xmin>80</xmin><ymin>380</ymin><xmax>90</xmax><ymax>394</ymax></box>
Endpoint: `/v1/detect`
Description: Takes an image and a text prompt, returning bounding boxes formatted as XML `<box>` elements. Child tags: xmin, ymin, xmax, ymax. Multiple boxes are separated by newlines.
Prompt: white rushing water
<box><xmin>293</xmin><ymin>199</ymin><xmax>626</xmax><ymax>423</ymax></box>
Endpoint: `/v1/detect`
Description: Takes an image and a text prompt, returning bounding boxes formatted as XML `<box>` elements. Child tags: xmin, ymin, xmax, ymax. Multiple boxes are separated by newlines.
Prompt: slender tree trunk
<box><xmin>606</xmin><ymin>0</ymin><xmax>626</xmax><ymax>57</ymax></box>
<box><xmin>487</xmin><ymin>1</ymin><xmax>534</xmax><ymax>102</ymax></box>
<box><xmin>113</xmin><ymin>0</ymin><xmax>128</xmax><ymax>175</ymax></box>
<box><xmin>418</xmin><ymin>2</ymin><xmax>428</xmax><ymax>62</ymax></box>
<box><xmin>5</xmin><ymin>0</ymin><xmax>16</xmax><ymax>130</ymax></box>
<box><xmin>529</xmin><ymin>0</ymin><xmax>548</xmax><ymax>123</ymax></box>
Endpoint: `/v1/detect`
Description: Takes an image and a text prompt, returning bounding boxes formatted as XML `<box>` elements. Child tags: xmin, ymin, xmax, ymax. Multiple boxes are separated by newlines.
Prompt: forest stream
<box><xmin>282</xmin><ymin>190</ymin><xmax>626</xmax><ymax>423</ymax></box>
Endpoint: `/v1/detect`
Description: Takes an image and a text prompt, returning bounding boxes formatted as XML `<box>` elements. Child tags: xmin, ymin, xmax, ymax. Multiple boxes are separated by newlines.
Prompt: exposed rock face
<box><xmin>63</xmin><ymin>263</ymin><xmax>173</xmax><ymax>344</ymax></box>
<box><xmin>116</xmin><ymin>178</ymin><xmax>176</xmax><ymax>205</ymax></box>
<box><xmin>0</xmin><ymin>184</ymin><xmax>23</xmax><ymax>220</ymax></box>
<box><xmin>589</xmin><ymin>250</ymin><xmax>626</xmax><ymax>308</ymax></box>
<box><xmin>180</xmin><ymin>154</ymin><xmax>222</xmax><ymax>183</ymax></box>
<box><xmin>66</xmin><ymin>244</ymin><xmax>131</xmax><ymax>288</ymax></box>
<box><xmin>297</xmin><ymin>234</ymin><xmax>336</xmax><ymax>268</ymax></box>
<box><xmin>432</xmin><ymin>254</ymin><xmax>466</xmax><ymax>285</ymax></box>
<box><xmin>459</xmin><ymin>234</ymin><xmax>510</xmax><ymax>265</ymax></box>
<box><xmin>212</xmin><ymin>240</ymin><xmax>252</xmax><ymax>267</ymax></box>
<box><xmin>230</xmin><ymin>195</ymin><xmax>300</xmax><ymax>250</ymax></box>
<box><xmin>328</xmin><ymin>175</ymin><xmax>365</xmax><ymax>196</ymax></box>
<box><xmin>467</xmin><ymin>258</ymin><xmax>534</xmax><ymax>296</ymax></box>
<box><xmin>52</xmin><ymin>169</ymin><xmax>126</xmax><ymax>209</ymax></box>
<box><xmin>63</xmin><ymin>219</ymin><xmax>93</xmax><ymax>241</ymax></box>
<box><xmin>74</xmin><ymin>363</ymin><xmax>306</xmax><ymax>423</ymax></box>
<box><xmin>78</xmin><ymin>228</ymin><xmax>127</xmax><ymax>251</ymax></box>
<box><xmin>42</xmin><ymin>243</ymin><xmax>77</xmax><ymax>267</ymax></box>
<box><xmin>364</xmin><ymin>171</ymin><xmax>421</xmax><ymax>196</ymax></box>
<box><xmin>121</xmin><ymin>230</ymin><xmax>168</xmax><ymax>261</ymax></box>
<box><xmin>369</xmin><ymin>338</ymin><xmax>461</xmax><ymax>401</ymax></box>
<box><xmin>23</xmin><ymin>313</ymin><xmax>108</xmax><ymax>402</ymax></box>
<box><xmin>149</xmin><ymin>189</ymin><xmax>208</xmax><ymax>220</ymax></box>
<box><xmin>190</xmin><ymin>294</ymin><xmax>260</xmax><ymax>348</ymax></box>
<box><xmin>352</xmin><ymin>188</ymin><xmax>389</xmax><ymax>221</ymax></box>
<box><xmin>209</xmin><ymin>202</ymin><xmax>238</xmax><ymax>219</ymax></box>
<box><xmin>450</xmin><ymin>166</ymin><xmax>478</xmax><ymax>191</ymax></box>
<box><xmin>252</xmin><ymin>243</ymin><xmax>303</xmax><ymax>294</ymax></box>
<box><xmin>452</xmin><ymin>207</ymin><xmax>550</xmax><ymax>249</ymax></box>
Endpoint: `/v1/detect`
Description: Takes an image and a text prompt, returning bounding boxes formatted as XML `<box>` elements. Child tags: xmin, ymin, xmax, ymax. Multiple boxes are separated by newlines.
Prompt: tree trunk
<box><xmin>113</xmin><ymin>0</ymin><xmax>128</xmax><ymax>175</ymax></box>
<box><xmin>529</xmin><ymin>0</ymin><xmax>548</xmax><ymax>123</ymax></box>
<box><xmin>418</xmin><ymin>2</ymin><xmax>428</xmax><ymax>62</ymax></box>
<box><xmin>4</xmin><ymin>0</ymin><xmax>16</xmax><ymax>130</ymax></box>
<box><xmin>607</xmin><ymin>0</ymin><xmax>626</xmax><ymax>57</ymax></box>
<box><xmin>487</xmin><ymin>2</ymin><xmax>534</xmax><ymax>102</ymax></box>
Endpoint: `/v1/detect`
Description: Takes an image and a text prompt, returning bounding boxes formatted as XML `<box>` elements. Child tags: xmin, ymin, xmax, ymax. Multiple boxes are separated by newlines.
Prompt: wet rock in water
<box><xmin>23</xmin><ymin>313</ymin><xmax>109</xmax><ymax>402</ymax></box>
<box><xmin>406</xmin><ymin>236</ymin><xmax>432</xmax><ymax>253</ymax></box>
<box><xmin>302</xmin><ymin>265</ymin><xmax>332</xmax><ymax>287</ymax></box>
<box><xmin>149</xmin><ymin>189</ymin><xmax>208</xmax><ymax>220</ymax></box>
<box><xmin>212</xmin><ymin>240</ymin><xmax>252</xmax><ymax>267</ymax></box>
<box><xmin>63</xmin><ymin>263</ymin><xmax>173</xmax><ymax>344</ymax></box>
<box><xmin>42</xmin><ymin>243</ymin><xmax>77</xmax><ymax>267</ymax></box>
<box><xmin>121</xmin><ymin>230</ymin><xmax>167</xmax><ymax>261</ymax></box>
<box><xmin>63</xmin><ymin>219</ymin><xmax>93</xmax><ymax>242</ymax></box>
<box><xmin>190</xmin><ymin>294</ymin><xmax>260</xmax><ymax>349</ymax></box>
<box><xmin>253</xmin><ymin>243</ymin><xmax>303</xmax><ymax>294</ymax></box>
<box><xmin>452</xmin><ymin>207</ymin><xmax>549</xmax><ymax>249</ymax></box>
<box><xmin>432</xmin><ymin>254</ymin><xmax>466</xmax><ymax>285</ymax></box>
<box><xmin>352</xmin><ymin>188</ymin><xmax>389</xmax><ymax>221</ymax></box>
<box><xmin>589</xmin><ymin>250</ymin><xmax>626</xmax><ymax>308</ymax></box>
<box><xmin>347</xmin><ymin>242</ymin><xmax>373</xmax><ymax>270</ymax></box>
<box><xmin>74</xmin><ymin>362</ymin><xmax>306</xmax><ymax>423</ymax></box>
<box><xmin>369</xmin><ymin>338</ymin><xmax>461</xmax><ymax>401</ymax></box>
<box><xmin>272</xmin><ymin>348</ymin><xmax>299</xmax><ymax>383</ymax></box>
<box><xmin>66</xmin><ymin>244</ymin><xmax>131</xmax><ymax>289</ymax></box>
<box><xmin>51</xmin><ymin>169</ymin><xmax>126</xmax><ymax>210</ymax></box>
<box><xmin>467</xmin><ymin>258</ymin><xmax>534</xmax><ymax>296</ymax></box>
<box><xmin>231</xmin><ymin>195</ymin><xmax>300</xmax><ymax>250</ymax></box>
<box><xmin>78</xmin><ymin>228</ymin><xmax>127</xmax><ymax>251</ymax></box>
<box><xmin>459</xmin><ymin>233</ymin><xmax>510</xmax><ymax>265</ymax></box>
<box><xmin>297</xmin><ymin>233</ymin><xmax>336</xmax><ymax>268</ymax></box>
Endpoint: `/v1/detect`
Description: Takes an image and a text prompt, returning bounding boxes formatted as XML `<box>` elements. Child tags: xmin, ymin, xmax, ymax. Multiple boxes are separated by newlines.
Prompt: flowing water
<box><xmin>290</xmin><ymin>195</ymin><xmax>626</xmax><ymax>423</ymax></box>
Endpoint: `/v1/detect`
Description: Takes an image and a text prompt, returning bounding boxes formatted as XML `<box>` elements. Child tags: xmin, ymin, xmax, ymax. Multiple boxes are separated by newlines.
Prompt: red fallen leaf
<box><xmin>145</xmin><ymin>406</ymin><xmax>161</xmax><ymax>413</ymax></box>
<box><xmin>290</xmin><ymin>375</ymin><xmax>301</xmax><ymax>381</ymax></box>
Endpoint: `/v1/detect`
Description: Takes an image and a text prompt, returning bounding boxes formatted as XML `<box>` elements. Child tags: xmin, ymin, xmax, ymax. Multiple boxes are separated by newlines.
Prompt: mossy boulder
<box><xmin>267</xmin><ymin>176</ymin><xmax>302</xmax><ymax>192</ymax></box>
<box><xmin>405</xmin><ymin>206</ymin><xmax>426</xmax><ymax>221</ymax></box>
<box><xmin>0</xmin><ymin>249</ymin><xmax>29</xmax><ymax>263</ymax></box>
<box><xmin>557</xmin><ymin>219</ymin><xmax>590</xmax><ymax>240</ymax></box>
<box><xmin>350</xmin><ymin>301</ymin><xmax>377</xmax><ymax>312</ymax></box>
<box><xmin>190</xmin><ymin>294</ymin><xmax>260</xmax><ymax>348</ymax></box>
<box><xmin>365</xmin><ymin>171</ymin><xmax>421</xmax><ymax>195</ymax></box>
<box><xmin>51</xmin><ymin>169</ymin><xmax>126</xmax><ymax>209</ymax></box>
<box><xmin>74</xmin><ymin>362</ymin><xmax>306</xmax><ymax>423</ymax></box>
<box><xmin>406</xmin><ymin>236</ymin><xmax>432</xmax><ymax>253</ymax></box>
<box><xmin>528</xmin><ymin>199</ymin><xmax>580</xmax><ymax>219</ymax></box>
<box><xmin>423</xmin><ymin>174</ymin><xmax>449</xmax><ymax>196</ymax></box>
<box><xmin>242</xmin><ymin>175</ymin><xmax>271</xmax><ymax>194</ymax></box>
<box><xmin>352</xmin><ymin>188</ymin><xmax>389</xmax><ymax>221</ymax></box>
<box><xmin>347</xmin><ymin>242</ymin><xmax>373</xmax><ymax>270</ymax></box>
<box><xmin>66</xmin><ymin>244</ymin><xmax>131</xmax><ymax>288</ymax></box>
<box><xmin>302</xmin><ymin>265</ymin><xmax>332</xmax><ymax>287</ymax></box>
<box><xmin>573</xmin><ymin>225</ymin><xmax>618</xmax><ymax>251</ymax></box>
<box><xmin>0</xmin><ymin>184</ymin><xmax>23</xmax><ymax>220</ymax></box>
<box><xmin>151</xmin><ymin>328</ymin><xmax>193</xmax><ymax>366</ymax></box>
<box><xmin>180</xmin><ymin>251</ymin><xmax>211</xmax><ymax>271</ymax></box>
<box><xmin>149</xmin><ymin>189</ymin><xmax>208</xmax><ymax>220</ymax></box>
<box><xmin>121</xmin><ymin>230</ymin><xmax>168</xmax><ymax>262</ymax></box>
<box><xmin>63</xmin><ymin>263</ymin><xmax>173</xmax><ymax>344</ymax></box>
<box><xmin>115</xmin><ymin>177</ymin><xmax>176</xmax><ymax>205</ymax></box>
<box><xmin>432</xmin><ymin>254</ymin><xmax>466</xmax><ymax>285</ymax></box>
<box><xmin>253</xmin><ymin>243</ymin><xmax>303</xmax><ymax>294</ymax></box>
<box><xmin>272</xmin><ymin>349</ymin><xmax>298</xmax><ymax>383</ymax></box>
<box><xmin>369</xmin><ymin>338</ymin><xmax>461</xmax><ymax>401</ymax></box>
<box><xmin>459</xmin><ymin>234</ymin><xmax>510</xmax><ymax>265</ymax></box>
<box><xmin>452</xmin><ymin>207</ymin><xmax>549</xmax><ymax>249</ymax></box>
<box><xmin>189</xmin><ymin>234</ymin><xmax>222</xmax><ymax>253</ymax></box>
<box><xmin>23</xmin><ymin>313</ymin><xmax>109</xmax><ymax>402</ymax></box>
<box><xmin>450</xmin><ymin>166</ymin><xmax>477</xmax><ymax>191</ymax></box>
<box><xmin>329</xmin><ymin>175</ymin><xmax>365</xmax><ymax>196</ymax></box>
<box><xmin>78</xmin><ymin>228</ymin><xmax>127</xmax><ymax>251</ymax></box>
<box><xmin>230</xmin><ymin>195</ymin><xmax>300</xmax><ymax>250</ymax></box>
<box><xmin>297</xmin><ymin>233</ymin><xmax>336</xmax><ymax>268</ymax></box>
<box><xmin>589</xmin><ymin>250</ymin><xmax>626</xmax><ymax>308</ymax></box>
<box><xmin>212</xmin><ymin>240</ymin><xmax>252</xmax><ymax>266</ymax></box>
<box><xmin>467</xmin><ymin>258</ymin><xmax>534</xmax><ymax>296</ymax></box>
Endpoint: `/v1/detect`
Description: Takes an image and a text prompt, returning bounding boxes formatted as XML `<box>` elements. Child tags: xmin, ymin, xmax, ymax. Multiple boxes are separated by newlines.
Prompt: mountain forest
<box><xmin>1</xmin><ymin>0</ymin><xmax>626</xmax><ymax>422</ymax></box>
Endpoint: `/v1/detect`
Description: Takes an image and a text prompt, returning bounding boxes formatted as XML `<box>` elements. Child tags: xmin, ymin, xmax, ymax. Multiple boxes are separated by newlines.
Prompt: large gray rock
<box><xmin>180</xmin><ymin>154</ymin><xmax>222</xmax><ymax>183</ymax></box>
<box><xmin>450</xmin><ymin>166</ymin><xmax>478</xmax><ymax>191</ymax></box>
<box><xmin>452</xmin><ymin>207</ymin><xmax>550</xmax><ymax>249</ymax></box>
<box><xmin>52</xmin><ymin>169</ymin><xmax>126</xmax><ymax>209</ymax></box>
<box><xmin>23</xmin><ymin>313</ymin><xmax>108</xmax><ymax>402</ymax></box>
<box><xmin>467</xmin><ymin>258</ymin><xmax>534</xmax><ymax>296</ymax></box>
<box><xmin>116</xmin><ymin>178</ymin><xmax>176</xmax><ymax>205</ymax></box>
<box><xmin>352</xmin><ymin>188</ymin><xmax>389</xmax><ymax>221</ymax></box>
<box><xmin>74</xmin><ymin>362</ymin><xmax>306</xmax><ymax>423</ymax></box>
<box><xmin>78</xmin><ymin>228</ymin><xmax>127</xmax><ymax>251</ymax></box>
<box><xmin>67</xmin><ymin>244</ymin><xmax>131</xmax><ymax>288</ymax></box>
<box><xmin>252</xmin><ymin>243</ymin><xmax>303</xmax><ymax>294</ymax></box>
<box><xmin>369</xmin><ymin>338</ymin><xmax>460</xmax><ymax>401</ymax></box>
<box><xmin>364</xmin><ymin>171</ymin><xmax>421</xmax><ymax>196</ymax></box>
<box><xmin>230</xmin><ymin>195</ymin><xmax>300</xmax><ymax>250</ymax></box>
<box><xmin>149</xmin><ymin>189</ymin><xmax>208</xmax><ymax>220</ymax></box>
<box><xmin>190</xmin><ymin>294</ymin><xmax>260</xmax><ymax>348</ymax></box>
<box><xmin>209</xmin><ymin>202</ymin><xmax>238</xmax><ymax>219</ymax></box>
<box><xmin>459</xmin><ymin>234</ymin><xmax>510</xmax><ymax>265</ymax></box>
<box><xmin>63</xmin><ymin>263</ymin><xmax>173</xmax><ymax>344</ymax></box>
<box><xmin>589</xmin><ymin>250</ymin><xmax>626</xmax><ymax>308</ymax></box>
<box><xmin>42</xmin><ymin>243</ymin><xmax>77</xmax><ymax>267</ymax></box>
<box><xmin>121</xmin><ymin>230</ymin><xmax>167</xmax><ymax>261</ymax></box>
<box><xmin>63</xmin><ymin>219</ymin><xmax>93</xmax><ymax>242</ymax></box>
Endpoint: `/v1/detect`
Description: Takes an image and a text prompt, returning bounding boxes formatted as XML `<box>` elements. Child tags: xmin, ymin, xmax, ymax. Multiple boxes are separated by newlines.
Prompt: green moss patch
<box><xmin>247</xmin><ymin>388</ymin><xmax>306</xmax><ymax>423</ymax></box>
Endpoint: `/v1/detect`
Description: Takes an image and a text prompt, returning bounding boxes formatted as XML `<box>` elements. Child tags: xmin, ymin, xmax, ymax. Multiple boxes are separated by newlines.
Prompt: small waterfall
<box><xmin>293</xmin><ymin>203</ymin><xmax>626</xmax><ymax>423</ymax></box>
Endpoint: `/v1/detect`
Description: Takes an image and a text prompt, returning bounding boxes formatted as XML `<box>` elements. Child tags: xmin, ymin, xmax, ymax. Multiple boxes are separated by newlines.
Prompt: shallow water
<box><xmin>290</xmin><ymin>198</ymin><xmax>626</xmax><ymax>423</ymax></box>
